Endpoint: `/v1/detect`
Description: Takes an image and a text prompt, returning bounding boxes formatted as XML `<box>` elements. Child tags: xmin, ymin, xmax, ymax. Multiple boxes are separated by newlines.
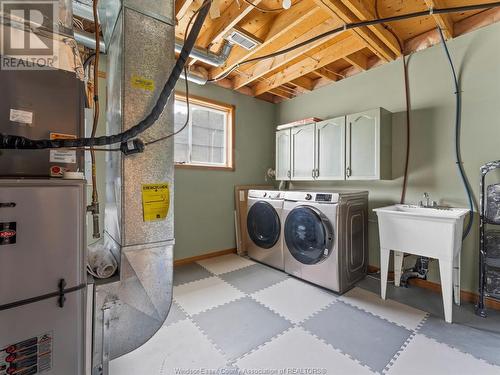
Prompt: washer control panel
<box><xmin>315</xmin><ymin>193</ymin><xmax>333</xmax><ymax>202</ymax></box>
<box><xmin>283</xmin><ymin>191</ymin><xmax>340</xmax><ymax>203</ymax></box>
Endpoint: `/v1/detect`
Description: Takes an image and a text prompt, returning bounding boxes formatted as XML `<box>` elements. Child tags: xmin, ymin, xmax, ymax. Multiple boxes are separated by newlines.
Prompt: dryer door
<box><xmin>247</xmin><ymin>201</ymin><xmax>281</xmax><ymax>249</ymax></box>
<box><xmin>284</xmin><ymin>206</ymin><xmax>333</xmax><ymax>265</ymax></box>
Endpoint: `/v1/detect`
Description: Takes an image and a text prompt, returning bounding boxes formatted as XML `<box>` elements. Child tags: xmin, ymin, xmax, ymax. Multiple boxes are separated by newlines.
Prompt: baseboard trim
<box><xmin>367</xmin><ymin>265</ymin><xmax>500</xmax><ymax>311</ymax></box>
<box><xmin>174</xmin><ymin>248</ymin><xmax>237</xmax><ymax>266</ymax></box>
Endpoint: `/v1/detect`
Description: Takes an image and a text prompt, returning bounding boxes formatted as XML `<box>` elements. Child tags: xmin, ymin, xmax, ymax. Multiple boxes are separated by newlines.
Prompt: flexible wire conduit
<box><xmin>1</xmin><ymin>1</ymin><xmax>500</xmax><ymax>149</ymax></box>
<box><xmin>437</xmin><ymin>27</ymin><xmax>475</xmax><ymax>239</ymax></box>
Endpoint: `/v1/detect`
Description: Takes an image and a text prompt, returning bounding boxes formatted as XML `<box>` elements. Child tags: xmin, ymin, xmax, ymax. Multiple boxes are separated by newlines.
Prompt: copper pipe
<box><xmin>89</xmin><ymin>0</ymin><xmax>101</xmax><ymax>239</ymax></box>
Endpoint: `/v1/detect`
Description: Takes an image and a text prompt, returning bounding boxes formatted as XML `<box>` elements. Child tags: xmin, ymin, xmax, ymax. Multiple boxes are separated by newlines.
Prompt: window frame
<box><xmin>174</xmin><ymin>92</ymin><xmax>235</xmax><ymax>171</ymax></box>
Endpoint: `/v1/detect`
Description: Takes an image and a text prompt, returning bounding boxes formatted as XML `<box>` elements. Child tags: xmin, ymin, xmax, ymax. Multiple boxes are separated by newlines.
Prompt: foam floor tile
<box><xmin>173</xmin><ymin>262</ymin><xmax>214</xmax><ymax>286</ymax></box>
<box><xmin>197</xmin><ymin>254</ymin><xmax>255</xmax><ymax>275</ymax></box>
<box><xmin>110</xmin><ymin>320</ymin><xmax>226</xmax><ymax>375</ymax></box>
<box><xmin>302</xmin><ymin>301</ymin><xmax>412</xmax><ymax>373</ymax></box>
<box><xmin>192</xmin><ymin>297</ymin><xmax>292</xmax><ymax>360</ymax></box>
<box><xmin>419</xmin><ymin>315</ymin><xmax>500</xmax><ymax>366</ymax></box>
<box><xmin>386</xmin><ymin>334</ymin><xmax>500</xmax><ymax>375</ymax></box>
<box><xmin>220</xmin><ymin>263</ymin><xmax>289</xmax><ymax>294</ymax></box>
<box><xmin>341</xmin><ymin>287</ymin><xmax>428</xmax><ymax>330</ymax></box>
<box><xmin>174</xmin><ymin>276</ymin><xmax>244</xmax><ymax>315</ymax></box>
<box><xmin>163</xmin><ymin>301</ymin><xmax>187</xmax><ymax>326</ymax></box>
<box><xmin>236</xmin><ymin>327</ymin><xmax>374</xmax><ymax>375</ymax></box>
<box><xmin>251</xmin><ymin>278</ymin><xmax>337</xmax><ymax>323</ymax></box>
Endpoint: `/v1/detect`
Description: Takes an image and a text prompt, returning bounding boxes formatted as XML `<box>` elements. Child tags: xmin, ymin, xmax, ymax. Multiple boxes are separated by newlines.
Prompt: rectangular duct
<box><xmin>91</xmin><ymin>1</ymin><xmax>175</xmax><ymax>373</ymax></box>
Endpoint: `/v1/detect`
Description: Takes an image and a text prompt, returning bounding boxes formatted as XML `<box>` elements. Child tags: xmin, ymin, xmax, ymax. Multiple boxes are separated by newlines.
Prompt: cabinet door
<box><xmin>316</xmin><ymin>117</ymin><xmax>345</xmax><ymax>180</ymax></box>
<box><xmin>276</xmin><ymin>129</ymin><xmax>291</xmax><ymax>180</ymax></box>
<box><xmin>291</xmin><ymin>123</ymin><xmax>316</xmax><ymax>180</ymax></box>
<box><xmin>346</xmin><ymin>109</ymin><xmax>380</xmax><ymax>180</ymax></box>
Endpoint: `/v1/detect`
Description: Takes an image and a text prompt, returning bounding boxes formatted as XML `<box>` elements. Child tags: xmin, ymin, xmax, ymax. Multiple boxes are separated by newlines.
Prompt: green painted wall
<box><xmin>276</xmin><ymin>22</ymin><xmax>500</xmax><ymax>293</ymax></box>
<box><xmin>173</xmin><ymin>82</ymin><xmax>275</xmax><ymax>260</ymax></box>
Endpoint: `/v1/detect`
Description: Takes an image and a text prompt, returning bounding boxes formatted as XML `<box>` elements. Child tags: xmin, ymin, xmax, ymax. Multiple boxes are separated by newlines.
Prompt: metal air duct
<box><xmin>174</xmin><ymin>38</ymin><xmax>233</xmax><ymax>67</ymax></box>
<box><xmin>75</xmin><ymin>29</ymin><xmax>107</xmax><ymax>52</ymax></box>
<box><xmin>72</xmin><ymin>0</ymin><xmax>232</xmax><ymax>71</ymax></box>
<box><xmin>181</xmin><ymin>70</ymin><xmax>208</xmax><ymax>84</ymax></box>
<box><xmin>73</xmin><ymin>0</ymin><xmax>95</xmax><ymax>21</ymax></box>
<box><xmin>90</xmin><ymin>1</ymin><xmax>175</xmax><ymax>374</ymax></box>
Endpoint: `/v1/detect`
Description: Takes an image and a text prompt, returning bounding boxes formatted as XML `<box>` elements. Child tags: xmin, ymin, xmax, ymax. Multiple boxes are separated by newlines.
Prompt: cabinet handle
<box><xmin>287</xmin><ymin>170</ymin><xmax>291</xmax><ymax>178</ymax></box>
<box><xmin>346</xmin><ymin>167</ymin><xmax>351</xmax><ymax>178</ymax></box>
<box><xmin>315</xmin><ymin>169</ymin><xmax>319</xmax><ymax>178</ymax></box>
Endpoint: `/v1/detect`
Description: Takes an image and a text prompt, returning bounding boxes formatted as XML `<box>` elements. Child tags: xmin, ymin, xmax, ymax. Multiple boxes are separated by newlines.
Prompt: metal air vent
<box><xmin>225</xmin><ymin>28</ymin><xmax>260</xmax><ymax>50</ymax></box>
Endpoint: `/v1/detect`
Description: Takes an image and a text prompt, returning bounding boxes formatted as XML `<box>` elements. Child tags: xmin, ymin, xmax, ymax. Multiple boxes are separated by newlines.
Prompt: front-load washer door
<box><xmin>247</xmin><ymin>201</ymin><xmax>281</xmax><ymax>249</ymax></box>
<box><xmin>284</xmin><ymin>206</ymin><xmax>333</xmax><ymax>265</ymax></box>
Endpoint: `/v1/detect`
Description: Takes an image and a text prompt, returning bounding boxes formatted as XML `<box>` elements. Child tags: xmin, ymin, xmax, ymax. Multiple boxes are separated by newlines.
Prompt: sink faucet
<box><xmin>420</xmin><ymin>192</ymin><xmax>437</xmax><ymax>208</ymax></box>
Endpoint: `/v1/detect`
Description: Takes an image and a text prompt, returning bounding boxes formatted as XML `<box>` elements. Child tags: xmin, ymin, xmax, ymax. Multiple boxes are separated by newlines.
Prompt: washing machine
<box><xmin>282</xmin><ymin>190</ymin><xmax>368</xmax><ymax>293</ymax></box>
<box><xmin>246</xmin><ymin>190</ymin><xmax>285</xmax><ymax>270</ymax></box>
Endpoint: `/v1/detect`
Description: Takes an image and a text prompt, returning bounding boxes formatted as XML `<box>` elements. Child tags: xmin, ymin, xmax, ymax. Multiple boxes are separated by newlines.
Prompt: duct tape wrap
<box><xmin>87</xmin><ymin>240</ymin><xmax>118</xmax><ymax>279</ymax></box>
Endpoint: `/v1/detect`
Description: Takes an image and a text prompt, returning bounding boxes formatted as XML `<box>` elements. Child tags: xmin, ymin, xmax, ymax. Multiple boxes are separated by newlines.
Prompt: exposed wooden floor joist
<box><xmin>169</xmin><ymin>0</ymin><xmax>500</xmax><ymax>102</ymax></box>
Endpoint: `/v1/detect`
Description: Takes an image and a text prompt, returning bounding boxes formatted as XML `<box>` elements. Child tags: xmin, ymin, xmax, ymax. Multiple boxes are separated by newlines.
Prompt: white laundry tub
<box><xmin>373</xmin><ymin>204</ymin><xmax>470</xmax><ymax>323</ymax></box>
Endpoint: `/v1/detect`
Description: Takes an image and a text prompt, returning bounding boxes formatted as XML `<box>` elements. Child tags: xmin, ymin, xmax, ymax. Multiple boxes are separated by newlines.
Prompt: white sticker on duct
<box><xmin>9</xmin><ymin>109</ymin><xmax>33</xmax><ymax>125</ymax></box>
<box><xmin>49</xmin><ymin>133</ymin><xmax>77</xmax><ymax>164</ymax></box>
<box><xmin>50</xmin><ymin>150</ymin><xmax>77</xmax><ymax>164</ymax></box>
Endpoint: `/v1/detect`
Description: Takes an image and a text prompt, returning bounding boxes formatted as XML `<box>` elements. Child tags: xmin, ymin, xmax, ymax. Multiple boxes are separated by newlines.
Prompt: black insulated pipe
<box><xmin>2</xmin><ymin>0</ymin><xmax>500</xmax><ymax>148</ymax></box>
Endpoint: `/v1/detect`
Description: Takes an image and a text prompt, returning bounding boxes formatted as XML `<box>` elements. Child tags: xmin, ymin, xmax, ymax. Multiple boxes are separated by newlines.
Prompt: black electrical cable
<box><xmin>145</xmin><ymin>0</ymin><xmax>198</xmax><ymax>146</ymax></box>
<box><xmin>209</xmin><ymin>1</ymin><xmax>500</xmax><ymax>82</ymax></box>
<box><xmin>3</xmin><ymin>0</ymin><xmax>500</xmax><ymax>149</ymax></box>
<box><xmin>145</xmin><ymin>67</ymin><xmax>191</xmax><ymax>146</ymax></box>
<box><xmin>0</xmin><ymin>0</ymin><xmax>212</xmax><ymax>150</ymax></box>
<box><xmin>82</xmin><ymin>53</ymin><xmax>96</xmax><ymax>106</ymax></box>
<box><xmin>83</xmin><ymin>52</ymin><xmax>96</xmax><ymax>70</ymax></box>
<box><xmin>437</xmin><ymin>27</ymin><xmax>475</xmax><ymax>240</ymax></box>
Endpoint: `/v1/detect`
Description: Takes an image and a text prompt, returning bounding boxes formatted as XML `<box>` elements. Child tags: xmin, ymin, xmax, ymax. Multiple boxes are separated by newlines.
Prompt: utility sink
<box><xmin>373</xmin><ymin>204</ymin><xmax>470</xmax><ymax>323</ymax></box>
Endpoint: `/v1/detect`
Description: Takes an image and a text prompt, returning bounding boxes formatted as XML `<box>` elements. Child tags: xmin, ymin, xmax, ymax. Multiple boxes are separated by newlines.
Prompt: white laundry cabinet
<box><xmin>276</xmin><ymin>108</ymin><xmax>392</xmax><ymax>181</ymax></box>
<box><xmin>275</xmin><ymin>128</ymin><xmax>291</xmax><ymax>180</ymax></box>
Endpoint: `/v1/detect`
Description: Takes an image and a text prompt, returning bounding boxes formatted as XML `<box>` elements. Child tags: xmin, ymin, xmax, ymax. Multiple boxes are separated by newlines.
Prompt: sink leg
<box><xmin>380</xmin><ymin>248</ymin><xmax>391</xmax><ymax>300</ymax></box>
<box><xmin>439</xmin><ymin>258</ymin><xmax>454</xmax><ymax>323</ymax></box>
<box><xmin>453</xmin><ymin>252</ymin><xmax>461</xmax><ymax>306</ymax></box>
<box><xmin>394</xmin><ymin>251</ymin><xmax>404</xmax><ymax>287</ymax></box>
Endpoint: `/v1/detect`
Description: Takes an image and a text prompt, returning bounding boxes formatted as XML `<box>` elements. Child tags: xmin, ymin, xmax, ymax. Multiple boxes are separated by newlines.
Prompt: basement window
<box><xmin>174</xmin><ymin>93</ymin><xmax>234</xmax><ymax>170</ymax></box>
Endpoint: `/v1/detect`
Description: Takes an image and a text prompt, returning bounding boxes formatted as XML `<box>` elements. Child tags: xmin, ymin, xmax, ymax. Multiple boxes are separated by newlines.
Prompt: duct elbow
<box><xmin>174</xmin><ymin>39</ymin><xmax>233</xmax><ymax>67</ymax></box>
<box><xmin>181</xmin><ymin>71</ymin><xmax>208</xmax><ymax>85</ymax></box>
<box><xmin>75</xmin><ymin>30</ymin><xmax>106</xmax><ymax>53</ymax></box>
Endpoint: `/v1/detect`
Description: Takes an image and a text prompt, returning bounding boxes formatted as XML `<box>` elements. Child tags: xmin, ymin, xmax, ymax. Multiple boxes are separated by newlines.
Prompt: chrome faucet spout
<box><xmin>420</xmin><ymin>192</ymin><xmax>436</xmax><ymax>208</ymax></box>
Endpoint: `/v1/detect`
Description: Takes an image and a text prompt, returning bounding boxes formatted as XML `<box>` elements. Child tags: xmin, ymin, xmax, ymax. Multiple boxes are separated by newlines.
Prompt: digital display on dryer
<box><xmin>315</xmin><ymin>194</ymin><xmax>332</xmax><ymax>202</ymax></box>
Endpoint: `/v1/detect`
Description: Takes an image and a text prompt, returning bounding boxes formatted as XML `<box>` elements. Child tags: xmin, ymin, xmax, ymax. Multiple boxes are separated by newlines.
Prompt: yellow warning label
<box><xmin>131</xmin><ymin>75</ymin><xmax>155</xmax><ymax>92</ymax></box>
<box><xmin>142</xmin><ymin>183</ymin><xmax>170</xmax><ymax>222</ymax></box>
